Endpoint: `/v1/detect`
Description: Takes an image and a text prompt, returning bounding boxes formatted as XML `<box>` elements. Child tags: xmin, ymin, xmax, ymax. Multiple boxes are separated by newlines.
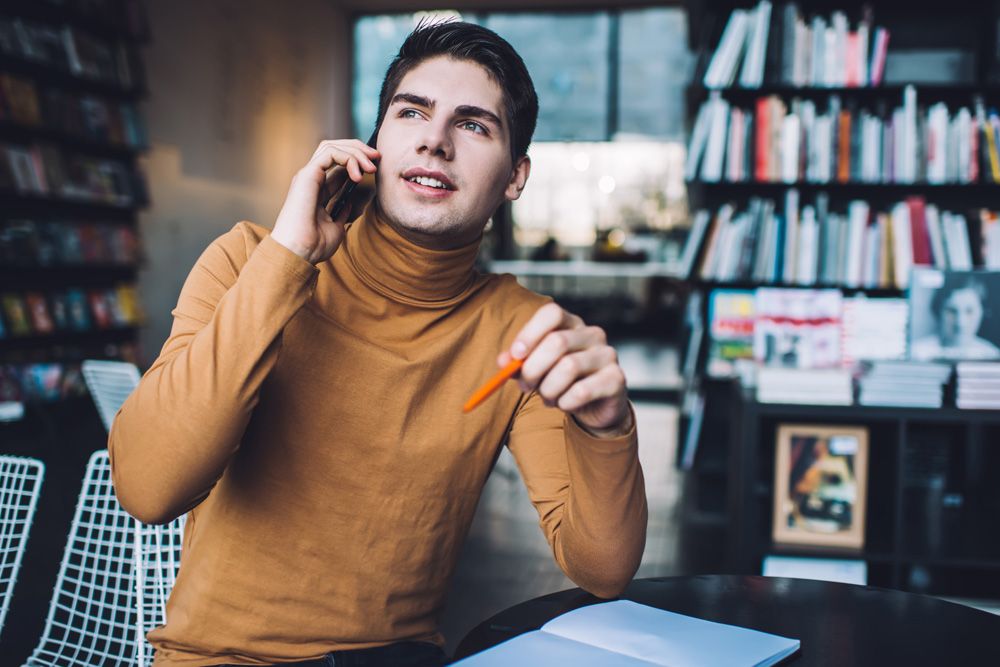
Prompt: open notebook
<box><xmin>454</xmin><ymin>600</ymin><xmax>800</xmax><ymax>667</ymax></box>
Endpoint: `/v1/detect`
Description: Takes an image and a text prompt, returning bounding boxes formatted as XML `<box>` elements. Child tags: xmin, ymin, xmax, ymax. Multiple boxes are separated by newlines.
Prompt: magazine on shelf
<box><xmin>707</xmin><ymin>289</ymin><xmax>756</xmax><ymax>378</ymax></box>
<box><xmin>48</xmin><ymin>292</ymin><xmax>69</xmax><ymax>331</ymax></box>
<box><xmin>24</xmin><ymin>292</ymin><xmax>53</xmax><ymax>334</ymax></box>
<box><xmin>65</xmin><ymin>288</ymin><xmax>91</xmax><ymax>331</ymax></box>
<box><xmin>754</xmin><ymin>288</ymin><xmax>842</xmax><ymax>369</ymax></box>
<box><xmin>840</xmin><ymin>297</ymin><xmax>908</xmax><ymax>364</ymax></box>
<box><xmin>909</xmin><ymin>268</ymin><xmax>1000</xmax><ymax>361</ymax></box>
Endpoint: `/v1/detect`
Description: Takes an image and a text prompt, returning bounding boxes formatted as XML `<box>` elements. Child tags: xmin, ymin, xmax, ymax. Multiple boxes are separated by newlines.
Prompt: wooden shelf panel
<box><xmin>0</xmin><ymin>1</ymin><xmax>150</xmax><ymax>45</ymax></box>
<box><xmin>0</xmin><ymin>121</ymin><xmax>145</xmax><ymax>159</ymax></box>
<box><xmin>0</xmin><ymin>265</ymin><xmax>138</xmax><ymax>286</ymax></box>
<box><xmin>0</xmin><ymin>326</ymin><xmax>139</xmax><ymax>352</ymax></box>
<box><xmin>688</xmin><ymin>84</ymin><xmax>1000</xmax><ymax>107</ymax></box>
<box><xmin>0</xmin><ymin>192</ymin><xmax>140</xmax><ymax>219</ymax></box>
<box><xmin>694</xmin><ymin>279</ymin><xmax>904</xmax><ymax>298</ymax></box>
<box><xmin>687</xmin><ymin>181</ymin><xmax>1000</xmax><ymax>200</ymax></box>
<box><xmin>0</xmin><ymin>55</ymin><xmax>146</xmax><ymax>101</ymax></box>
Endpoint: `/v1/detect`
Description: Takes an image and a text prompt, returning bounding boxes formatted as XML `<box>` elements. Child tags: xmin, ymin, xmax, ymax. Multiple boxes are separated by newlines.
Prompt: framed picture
<box><xmin>772</xmin><ymin>424</ymin><xmax>869</xmax><ymax>550</ymax></box>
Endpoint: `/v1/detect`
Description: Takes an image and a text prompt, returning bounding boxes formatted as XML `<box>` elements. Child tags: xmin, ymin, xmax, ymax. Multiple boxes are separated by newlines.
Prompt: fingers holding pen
<box><xmin>504</xmin><ymin>302</ymin><xmax>601</xmax><ymax>391</ymax></box>
<box><xmin>517</xmin><ymin>326</ymin><xmax>609</xmax><ymax>397</ymax></box>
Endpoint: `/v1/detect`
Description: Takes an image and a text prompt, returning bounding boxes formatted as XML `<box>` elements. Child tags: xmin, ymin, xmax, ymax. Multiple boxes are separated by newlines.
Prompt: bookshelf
<box><xmin>676</xmin><ymin>0</ymin><xmax>1000</xmax><ymax>595</ymax></box>
<box><xmin>723</xmin><ymin>381</ymin><xmax>1000</xmax><ymax>597</ymax></box>
<box><xmin>0</xmin><ymin>0</ymin><xmax>149</xmax><ymax>417</ymax></box>
<box><xmin>0</xmin><ymin>1</ymin><xmax>150</xmax><ymax>657</ymax></box>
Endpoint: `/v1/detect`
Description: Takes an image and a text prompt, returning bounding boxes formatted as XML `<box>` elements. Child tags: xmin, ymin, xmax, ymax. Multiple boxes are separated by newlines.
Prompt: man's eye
<box><xmin>400</xmin><ymin>109</ymin><xmax>421</xmax><ymax>119</ymax></box>
<box><xmin>461</xmin><ymin>121</ymin><xmax>486</xmax><ymax>135</ymax></box>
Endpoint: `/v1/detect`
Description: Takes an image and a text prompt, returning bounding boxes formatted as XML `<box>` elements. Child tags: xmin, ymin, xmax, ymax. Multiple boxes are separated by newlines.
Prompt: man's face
<box><xmin>373</xmin><ymin>56</ymin><xmax>530</xmax><ymax>249</ymax></box>
<box><xmin>940</xmin><ymin>287</ymin><xmax>984</xmax><ymax>345</ymax></box>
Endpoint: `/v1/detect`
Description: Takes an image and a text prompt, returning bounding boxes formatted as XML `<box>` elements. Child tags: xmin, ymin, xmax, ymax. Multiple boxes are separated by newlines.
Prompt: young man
<box><xmin>110</xmin><ymin>21</ymin><xmax>647</xmax><ymax>667</ymax></box>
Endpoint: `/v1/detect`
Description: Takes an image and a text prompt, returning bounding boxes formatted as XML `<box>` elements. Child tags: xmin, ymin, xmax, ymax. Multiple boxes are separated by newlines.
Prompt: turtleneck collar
<box><xmin>339</xmin><ymin>202</ymin><xmax>483</xmax><ymax>305</ymax></box>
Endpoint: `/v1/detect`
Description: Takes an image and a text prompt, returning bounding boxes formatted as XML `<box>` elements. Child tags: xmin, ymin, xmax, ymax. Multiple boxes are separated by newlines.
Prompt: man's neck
<box><xmin>374</xmin><ymin>200</ymin><xmax>484</xmax><ymax>251</ymax></box>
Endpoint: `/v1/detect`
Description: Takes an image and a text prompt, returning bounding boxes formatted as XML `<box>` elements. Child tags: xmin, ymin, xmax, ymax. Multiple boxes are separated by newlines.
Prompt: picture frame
<box><xmin>772</xmin><ymin>424</ymin><xmax>869</xmax><ymax>550</ymax></box>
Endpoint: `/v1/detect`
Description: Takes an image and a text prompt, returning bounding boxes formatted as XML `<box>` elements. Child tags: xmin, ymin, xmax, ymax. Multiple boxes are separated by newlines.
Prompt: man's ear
<box><xmin>504</xmin><ymin>155</ymin><xmax>531</xmax><ymax>202</ymax></box>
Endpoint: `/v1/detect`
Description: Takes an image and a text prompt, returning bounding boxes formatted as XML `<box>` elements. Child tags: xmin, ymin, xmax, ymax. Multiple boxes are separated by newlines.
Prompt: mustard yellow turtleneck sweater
<box><xmin>108</xmin><ymin>204</ymin><xmax>648</xmax><ymax>666</ymax></box>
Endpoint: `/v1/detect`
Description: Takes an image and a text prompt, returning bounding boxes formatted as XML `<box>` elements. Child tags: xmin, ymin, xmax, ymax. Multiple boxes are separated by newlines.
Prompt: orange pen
<box><xmin>463</xmin><ymin>358</ymin><xmax>523</xmax><ymax>412</ymax></box>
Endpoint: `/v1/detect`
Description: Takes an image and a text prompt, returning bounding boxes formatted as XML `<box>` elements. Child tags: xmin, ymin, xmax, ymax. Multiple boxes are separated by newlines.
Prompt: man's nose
<box><xmin>417</xmin><ymin>121</ymin><xmax>453</xmax><ymax>159</ymax></box>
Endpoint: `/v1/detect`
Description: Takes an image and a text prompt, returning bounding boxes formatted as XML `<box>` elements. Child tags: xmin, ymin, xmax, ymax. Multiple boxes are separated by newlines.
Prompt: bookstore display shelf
<box><xmin>678</xmin><ymin>0</ymin><xmax>1000</xmax><ymax>595</ymax></box>
<box><xmin>1</xmin><ymin>1</ymin><xmax>150</xmax><ymax>44</ymax></box>
<box><xmin>490</xmin><ymin>259</ymin><xmax>683</xmax><ymax>278</ymax></box>
<box><xmin>0</xmin><ymin>2</ymin><xmax>149</xmax><ymax>411</ymax></box>
<box><xmin>685</xmin><ymin>0</ymin><xmax>992</xmax><ymax>44</ymax></box>
<box><xmin>0</xmin><ymin>121</ymin><xmax>145</xmax><ymax>159</ymax></box>
<box><xmin>687</xmin><ymin>84</ymin><xmax>1000</xmax><ymax>107</ymax></box>
<box><xmin>687</xmin><ymin>181</ymin><xmax>1000</xmax><ymax>200</ymax></box>
<box><xmin>0</xmin><ymin>55</ymin><xmax>147</xmax><ymax>101</ymax></box>
<box><xmin>742</xmin><ymin>395</ymin><xmax>1000</xmax><ymax>423</ymax></box>
<box><xmin>721</xmin><ymin>382</ymin><xmax>1000</xmax><ymax>593</ymax></box>
<box><xmin>0</xmin><ymin>192</ymin><xmax>139</xmax><ymax>218</ymax></box>
<box><xmin>694</xmin><ymin>279</ymin><xmax>903</xmax><ymax>298</ymax></box>
<box><xmin>0</xmin><ymin>265</ymin><xmax>138</xmax><ymax>284</ymax></box>
<box><xmin>0</xmin><ymin>325</ymin><xmax>138</xmax><ymax>351</ymax></box>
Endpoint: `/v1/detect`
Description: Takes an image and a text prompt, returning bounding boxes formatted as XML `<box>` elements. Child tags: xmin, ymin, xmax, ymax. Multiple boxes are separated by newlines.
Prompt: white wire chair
<box><xmin>0</xmin><ymin>455</ymin><xmax>45</xmax><ymax>638</ymax></box>
<box><xmin>23</xmin><ymin>451</ymin><xmax>186</xmax><ymax>667</ymax></box>
<box><xmin>72</xmin><ymin>359</ymin><xmax>187</xmax><ymax>666</ymax></box>
<box><xmin>24</xmin><ymin>450</ymin><xmax>138</xmax><ymax>666</ymax></box>
<box><xmin>81</xmin><ymin>360</ymin><xmax>142</xmax><ymax>433</ymax></box>
<box><xmin>133</xmin><ymin>516</ymin><xmax>185</xmax><ymax>667</ymax></box>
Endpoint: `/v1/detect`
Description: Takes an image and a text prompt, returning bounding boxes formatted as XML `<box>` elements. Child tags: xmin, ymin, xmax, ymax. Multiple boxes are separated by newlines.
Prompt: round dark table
<box><xmin>454</xmin><ymin>575</ymin><xmax>1000</xmax><ymax>665</ymax></box>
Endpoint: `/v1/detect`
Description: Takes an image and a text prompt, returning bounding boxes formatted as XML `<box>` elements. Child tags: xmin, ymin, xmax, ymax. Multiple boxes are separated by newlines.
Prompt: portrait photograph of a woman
<box><xmin>910</xmin><ymin>269</ymin><xmax>1000</xmax><ymax>361</ymax></box>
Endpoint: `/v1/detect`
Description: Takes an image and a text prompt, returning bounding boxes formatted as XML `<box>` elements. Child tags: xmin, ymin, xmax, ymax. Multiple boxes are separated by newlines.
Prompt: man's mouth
<box><xmin>401</xmin><ymin>168</ymin><xmax>457</xmax><ymax>193</ymax></box>
<box><xmin>405</xmin><ymin>175</ymin><xmax>453</xmax><ymax>190</ymax></box>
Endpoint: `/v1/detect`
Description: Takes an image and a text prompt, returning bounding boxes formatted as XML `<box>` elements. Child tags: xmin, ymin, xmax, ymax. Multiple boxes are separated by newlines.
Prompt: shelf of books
<box><xmin>0</xmin><ymin>0</ymin><xmax>149</xmax><ymax>423</ymax></box>
<box><xmin>677</xmin><ymin>0</ymin><xmax>1000</xmax><ymax>597</ymax></box>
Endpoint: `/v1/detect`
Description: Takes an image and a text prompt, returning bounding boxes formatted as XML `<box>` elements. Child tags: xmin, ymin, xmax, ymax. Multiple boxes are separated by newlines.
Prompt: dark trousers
<box><xmin>221</xmin><ymin>641</ymin><xmax>449</xmax><ymax>667</ymax></box>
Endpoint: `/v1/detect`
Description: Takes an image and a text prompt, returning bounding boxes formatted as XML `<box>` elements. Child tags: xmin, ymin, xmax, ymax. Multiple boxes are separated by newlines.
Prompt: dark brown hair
<box><xmin>376</xmin><ymin>20</ymin><xmax>539</xmax><ymax>164</ymax></box>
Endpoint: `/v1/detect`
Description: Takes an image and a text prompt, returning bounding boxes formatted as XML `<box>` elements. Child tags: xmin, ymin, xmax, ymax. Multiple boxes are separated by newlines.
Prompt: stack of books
<box><xmin>857</xmin><ymin>360</ymin><xmax>952</xmax><ymax>408</ymax></box>
<box><xmin>955</xmin><ymin>362</ymin><xmax>1000</xmax><ymax>409</ymax></box>
<box><xmin>756</xmin><ymin>366</ymin><xmax>853</xmax><ymax>405</ymax></box>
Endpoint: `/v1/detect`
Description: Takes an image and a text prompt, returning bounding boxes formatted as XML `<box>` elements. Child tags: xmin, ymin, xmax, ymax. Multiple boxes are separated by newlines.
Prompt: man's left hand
<box><xmin>499</xmin><ymin>302</ymin><xmax>632</xmax><ymax>438</ymax></box>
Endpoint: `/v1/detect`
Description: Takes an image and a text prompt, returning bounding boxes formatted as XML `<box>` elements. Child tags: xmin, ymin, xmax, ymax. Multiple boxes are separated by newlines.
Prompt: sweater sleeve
<box><xmin>108</xmin><ymin>222</ymin><xmax>319</xmax><ymax>525</ymax></box>
<box><xmin>505</xmin><ymin>392</ymin><xmax>648</xmax><ymax>598</ymax></box>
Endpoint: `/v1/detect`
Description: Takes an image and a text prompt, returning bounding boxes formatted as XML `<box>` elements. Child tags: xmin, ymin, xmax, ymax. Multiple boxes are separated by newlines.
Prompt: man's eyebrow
<box><xmin>390</xmin><ymin>92</ymin><xmax>434</xmax><ymax>108</ymax></box>
<box><xmin>455</xmin><ymin>105</ymin><xmax>503</xmax><ymax>131</ymax></box>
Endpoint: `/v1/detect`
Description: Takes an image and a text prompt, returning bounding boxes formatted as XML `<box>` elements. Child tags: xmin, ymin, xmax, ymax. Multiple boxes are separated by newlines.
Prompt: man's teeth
<box><xmin>408</xmin><ymin>176</ymin><xmax>449</xmax><ymax>189</ymax></box>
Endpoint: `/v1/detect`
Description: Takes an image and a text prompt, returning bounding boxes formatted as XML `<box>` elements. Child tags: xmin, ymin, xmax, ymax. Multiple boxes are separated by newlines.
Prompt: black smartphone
<box><xmin>329</xmin><ymin>128</ymin><xmax>379</xmax><ymax>220</ymax></box>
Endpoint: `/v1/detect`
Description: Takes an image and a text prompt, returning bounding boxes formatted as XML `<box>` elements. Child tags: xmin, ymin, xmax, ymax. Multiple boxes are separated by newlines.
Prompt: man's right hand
<box><xmin>271</xmin><ymin>139</ymin><xmax>380</xmax><ymax>265</ymax></box>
